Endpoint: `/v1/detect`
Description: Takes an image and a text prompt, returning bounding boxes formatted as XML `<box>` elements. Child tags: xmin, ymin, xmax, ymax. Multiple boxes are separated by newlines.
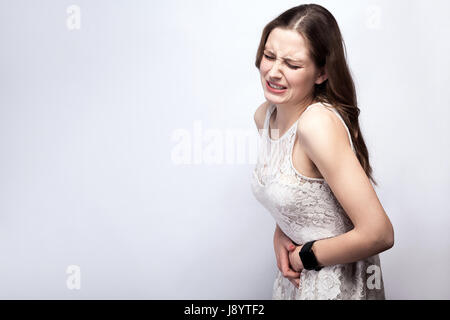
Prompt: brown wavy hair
<box><xmin>255</xmin><ymin>4</ymin><xmax>378</xmax><ymax>186</ymax></box>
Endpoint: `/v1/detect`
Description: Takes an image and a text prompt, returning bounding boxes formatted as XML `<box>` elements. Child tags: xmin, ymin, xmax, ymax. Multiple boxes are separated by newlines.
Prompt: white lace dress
<box><xmin>251</xmin><ymin>102</ymin><xmax>385</xmax><ymax>300</ymax></box>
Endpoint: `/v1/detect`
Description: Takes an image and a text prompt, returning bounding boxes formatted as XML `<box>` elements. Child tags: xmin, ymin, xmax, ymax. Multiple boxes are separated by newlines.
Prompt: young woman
<box><xmin>251</xmin><ymin>4</ymin><xmax>394</xmax><ymax>299</ymax></box>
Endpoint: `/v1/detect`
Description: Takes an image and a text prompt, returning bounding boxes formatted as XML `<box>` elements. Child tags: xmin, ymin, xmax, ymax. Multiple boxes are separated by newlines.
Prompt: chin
<box><xmin>263</xmin><ymin>94</ymin><xmax>275</xmax><ymax>103</ymax></box>
<box><xmin>264</xmin><ymin>93</ymin><xmax>285</xmax><ymax>103</ymax></box>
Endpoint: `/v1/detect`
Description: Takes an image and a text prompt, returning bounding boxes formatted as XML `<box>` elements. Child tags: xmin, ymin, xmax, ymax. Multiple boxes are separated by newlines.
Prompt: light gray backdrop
<box><xmin>1</xmin><ymin>0</ymin><xmax>449</xmax><ymax>299</ymax></box>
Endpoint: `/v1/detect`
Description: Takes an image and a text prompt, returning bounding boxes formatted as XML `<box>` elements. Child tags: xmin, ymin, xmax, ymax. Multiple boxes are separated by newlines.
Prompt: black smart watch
<box><xmin>299</xmin><ymin>240</ymin><xmax>323</xmax><ymax>271</ymax></box>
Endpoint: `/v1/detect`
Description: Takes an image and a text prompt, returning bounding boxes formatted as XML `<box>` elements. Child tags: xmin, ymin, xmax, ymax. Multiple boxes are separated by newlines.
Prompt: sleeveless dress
<box><xmin>250</xmin><ymin>102</ymin><xmax>386</xmax><ymax>300</ymax></box>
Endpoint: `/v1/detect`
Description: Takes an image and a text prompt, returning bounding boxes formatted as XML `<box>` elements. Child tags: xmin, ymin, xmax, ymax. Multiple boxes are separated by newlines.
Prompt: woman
<box><xmin>250</xmin><ymin>4</ymin><xmax>394</xmax><ymax>299</ymax></box>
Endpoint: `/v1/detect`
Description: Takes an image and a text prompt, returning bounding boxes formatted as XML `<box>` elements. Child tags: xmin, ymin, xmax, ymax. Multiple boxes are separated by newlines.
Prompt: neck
<box><xmin>272</xmin><ymin>95</ymin><xmax>317</xmax><ymax>131</ymax></box>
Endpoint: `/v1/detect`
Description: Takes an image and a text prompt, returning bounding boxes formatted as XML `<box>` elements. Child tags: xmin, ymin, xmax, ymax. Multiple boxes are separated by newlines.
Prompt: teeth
<box><xmin>268</xmin><ymin>82</ymin><xmax>285</xmax><ymax>89</ymax></box>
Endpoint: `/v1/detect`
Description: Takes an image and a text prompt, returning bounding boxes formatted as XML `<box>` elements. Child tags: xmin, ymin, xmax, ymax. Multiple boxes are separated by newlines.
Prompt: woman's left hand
<box><xmin>288</xmin><ymin>245</ymin><xmax>304</xmax><ymax>273</ymax></box>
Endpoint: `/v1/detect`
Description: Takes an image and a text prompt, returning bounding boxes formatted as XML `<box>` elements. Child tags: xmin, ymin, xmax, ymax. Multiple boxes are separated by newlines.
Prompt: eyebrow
<box><xmin>263</xmin><ymin>48</ymin><xmax>305</xmax><ymax>63</ymax></box>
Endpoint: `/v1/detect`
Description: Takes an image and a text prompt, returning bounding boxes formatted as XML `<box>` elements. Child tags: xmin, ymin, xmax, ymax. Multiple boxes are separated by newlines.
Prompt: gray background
<box><xmin>0</xmin><ymin>0</ymin><xmax>449</xmax><ymax>299</ymax></box>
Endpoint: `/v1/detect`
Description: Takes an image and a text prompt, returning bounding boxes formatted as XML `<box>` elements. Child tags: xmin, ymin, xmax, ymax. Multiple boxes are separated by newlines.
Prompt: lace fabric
<box><xmin>251</xmin><ymin>102</ymin><xmax>385</xmax><ymax>300</ymax></box>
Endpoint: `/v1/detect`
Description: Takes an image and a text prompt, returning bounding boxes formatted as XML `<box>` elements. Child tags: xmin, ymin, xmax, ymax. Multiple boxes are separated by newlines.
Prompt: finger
<box><xmin>280</xmin><ymin>251</ymin><xmax>301</xmax><ymax>278</ymax></box>
<box><xmin>275</xmin><ymin>253</ymin><xmax>280</xmax><ymax>270</ymax></box>
<box><xmin>279</xmin><ymin>250</ymin><xmax>290</xmax><ymax>276</ymax></box>
<box><xmin>285</xmin><ymin>269</ymin><xmax>302</xmax><ymax>279</ymax></box>
<box><xmin>286</xmin><ymin>243</ymin><xmax>295</xmax><ymax>251</ymax></box>
<box><xmin>283</xmin><ymin>251</ymin><xmax>302</xmax><ymax>278</ymax></box>
<box><xmin>282</xmin><ymin>265</ymin><xmax>302</xmax><ymax>279</ymax></box>
<box><xmin>289</xmin><ymin>279</ymin><xmax>299</xmax><ymax>289</ymax></box>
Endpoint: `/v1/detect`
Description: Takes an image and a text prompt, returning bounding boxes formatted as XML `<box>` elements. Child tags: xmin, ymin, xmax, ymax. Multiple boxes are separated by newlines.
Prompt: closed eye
<box><xmin>263</xmin><ymin>54</ymin><xmax>301</xmax><ymax>70</ymax></box>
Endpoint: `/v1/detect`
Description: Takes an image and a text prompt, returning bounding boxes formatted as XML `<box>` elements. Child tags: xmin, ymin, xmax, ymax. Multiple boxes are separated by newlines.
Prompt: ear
<box><xmin>315</xmin><ymin>67</ymin><xmax>328</xmax><ymax>85</ymax></box>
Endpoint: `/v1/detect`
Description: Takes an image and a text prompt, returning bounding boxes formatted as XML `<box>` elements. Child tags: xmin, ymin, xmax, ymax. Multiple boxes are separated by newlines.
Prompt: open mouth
<box><xmin>266</xmin><ymin>80</ymin><xmax>287</xmax><ymax>91</ymax></box>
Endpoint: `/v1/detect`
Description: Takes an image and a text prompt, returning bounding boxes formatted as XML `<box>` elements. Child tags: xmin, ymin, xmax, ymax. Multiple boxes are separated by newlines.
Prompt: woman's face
<box><xmin>259</xmin><ymin>27</ymin><xmax>326</xmax><ymax>106</ymax></box>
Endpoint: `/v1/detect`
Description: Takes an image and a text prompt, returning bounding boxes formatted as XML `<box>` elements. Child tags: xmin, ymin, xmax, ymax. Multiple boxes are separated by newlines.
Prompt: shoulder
<box><xmin>298</xmin><ymin>104</ymin><xmax>337</xmax><ymax>135</ymax></box>
<box><xmin>254</xmin><ymin>100</ymin><xmax>271</xmax><ymax>132</ymax></box>
<box><xmin>296</xmin><ymin>103</ymin><xmax>358</xmax><ymax>185</ymax></box>
<box><xmin>297</xmin><ymin>103</ymin><xmax>351</xmax><ymax>157</ymax></box>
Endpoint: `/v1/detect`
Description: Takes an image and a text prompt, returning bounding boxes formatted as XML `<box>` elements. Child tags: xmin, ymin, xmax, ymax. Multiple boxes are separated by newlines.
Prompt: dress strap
<box><xmin>261</xmin><ymin>103</ymin><xmax>277</xmax><ymax>140</ymax></box>
<box><xmin>263</xmin><ymin>103</ymin><xmax>275</xmax><ymax>131</ymax></box>
<box><xmin>325</xmin><ymin>107</ymin><xmax>355</xmax><ymax>152</ymax></box>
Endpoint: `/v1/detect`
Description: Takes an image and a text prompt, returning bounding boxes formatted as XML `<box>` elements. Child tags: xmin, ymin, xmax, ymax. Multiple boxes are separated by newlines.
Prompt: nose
<box><xmin>267</xmin><ymin>59</ymin><xmax>283</xmax><ymax>78</ymax></box>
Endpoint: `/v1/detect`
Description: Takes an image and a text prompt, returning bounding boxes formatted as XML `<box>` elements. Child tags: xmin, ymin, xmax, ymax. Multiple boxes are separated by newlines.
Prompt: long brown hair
<box><xmin>255</xmin><ymin>4</ymin><xmax>378</xmax><ymax>186</ymax></box>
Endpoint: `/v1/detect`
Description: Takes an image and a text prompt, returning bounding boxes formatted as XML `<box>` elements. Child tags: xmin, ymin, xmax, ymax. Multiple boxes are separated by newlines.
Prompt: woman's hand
<box><xmin>288</xmin><ymin>245</ymin><xmax>304</xmax><ymax>273</ymax></box>
<box><xmin>273</xmin><ymin>225</ymin><xmax>302</xmax><ymax>288</ymax></box>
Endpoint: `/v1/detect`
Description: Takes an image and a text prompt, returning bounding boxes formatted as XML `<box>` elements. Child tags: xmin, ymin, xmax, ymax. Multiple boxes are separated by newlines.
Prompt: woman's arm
<box><xmin>273</xmin><ymin>224</ymin><xmax>301</xmax><ymax>288</ymax></box>
<box><xmin>290</xmin><ymin>107</ymin><xmax>394</xmax><ymax>270</ymax></box>
<box><xmin>291</xmin><ymin>228</ymin><xmax>392</xmax><ymax>271</ymax></box>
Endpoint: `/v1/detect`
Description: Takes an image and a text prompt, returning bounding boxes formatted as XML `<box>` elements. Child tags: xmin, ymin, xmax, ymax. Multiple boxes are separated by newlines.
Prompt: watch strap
<box><xmin>299</xmin><ymin>240</ymin><xmax>323</xmax><ymax>271</ymax></box>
